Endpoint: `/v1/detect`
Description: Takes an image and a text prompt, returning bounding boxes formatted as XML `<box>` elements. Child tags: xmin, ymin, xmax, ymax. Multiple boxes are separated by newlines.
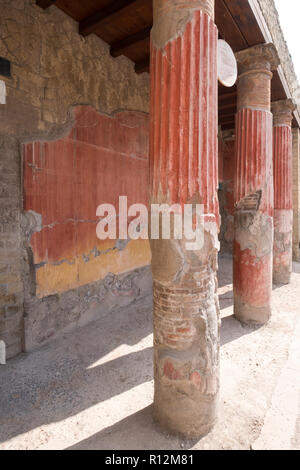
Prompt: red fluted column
<box><xmin>233</xmin><ymin>44</ymin><xmax>279</xmax><ymax>325</ymax></box>
<box><xmin>272</xmin><ymin>99</ymin><xmax>295</xmax><ymax>284</ymax></box>
<box><xmin>150</xmin><ymin>0</ymin><xmax>220</xmax><ymax>437</ymax></box>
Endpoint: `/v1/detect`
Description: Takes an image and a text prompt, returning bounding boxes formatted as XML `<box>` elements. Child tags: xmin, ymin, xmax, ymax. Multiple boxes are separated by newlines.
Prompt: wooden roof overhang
<box><xmin>36</xmin><ymin>0</ymin><xmax>300</xmax><ymax>130</ymax></box>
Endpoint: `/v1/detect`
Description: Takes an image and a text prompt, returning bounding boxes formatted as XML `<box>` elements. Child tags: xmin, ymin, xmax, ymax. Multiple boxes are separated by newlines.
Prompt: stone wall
<box><xmin>293</xmin><ymin>128</ymin><xmax>300</xmax><ymax>261</ymax></box>
<box><xmin>0</xmin><ymin>136</ymin><xmax>24</xmax><ymax>359</ymax></box>
<box><xmin>0</xmin><ymin>0</ymin><xmax>150</xmax><ymax>358</ymax></box>
<box><xmin>257</xmin><ymin>0</ymin><xmax>300</xmax><ymax>109</ymax></box>
<box><xmin>0</xmin><ymin>1</ymin><xmax>149</xmax><ymax>134</ymax></box>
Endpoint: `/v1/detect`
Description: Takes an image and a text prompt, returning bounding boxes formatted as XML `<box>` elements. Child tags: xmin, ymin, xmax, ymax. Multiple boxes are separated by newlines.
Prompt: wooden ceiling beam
<box><xmin>219</xmin><ymin>111</ymin><xmax>236</xmax><ymax>120</ymax></box>
<box><xmin>79</xmin><ymin>0</ymin><xmax>136</xmax><ymax>37</ymax></box>
<box><xmin>215</xmin><ymin>0</ymin><xmax>248</xmax><ymax>51</ymax></box>
<box><xmin>222</xmin><ymin>0</ymin><xmax>265</xmax><ymax>46</ymax></box>
<box><xmin>221</xmin><ymin>123</ymin><xmax>236</xmax><ymax>131</ymax></box>
<box><xmin>218</xmin><ymin>102</ymin><xmax>237</xmax><ymax>112</ymax></box>
<box><xmin>219</xmin><ymin>116</ymin><xmax>236</xmax><ymax>125</ymax></box>
<box><xmin>36</xmin><ymin>0</ymin><xmax>57</xmax><ymax>9</ymax></box>
<box><xmin>111</xmin><ymin>27</ymin><xmax>151</xmax><ymax>58</ymax></box>
<box><xmin>219</xmin><ymin>91</ymin><xmax>237</xmax><ymax>102</ymax></box>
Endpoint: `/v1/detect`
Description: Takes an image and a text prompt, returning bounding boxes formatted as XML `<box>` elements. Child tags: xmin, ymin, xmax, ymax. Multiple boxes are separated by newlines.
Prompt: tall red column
<box><xmin>234</xmin><ymin>44</ymin><xmax>279</xmax><ymax>325</ymax></box>
<box><xmin>150</xmin><ymin>0</ymin><xmax>220</xmax><ymax>437</ymax></box>
<box><xmin>272</xmin><ymin>99</ymin><xmax>295</xmax><ymax>284</ymax></box>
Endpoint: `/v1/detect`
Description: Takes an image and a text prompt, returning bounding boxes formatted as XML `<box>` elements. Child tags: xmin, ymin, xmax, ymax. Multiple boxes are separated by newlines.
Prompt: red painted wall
<box><xmin>23</xmin><ymin>106</ymin><xmax>151</xmax><ymax>296</ymax></box>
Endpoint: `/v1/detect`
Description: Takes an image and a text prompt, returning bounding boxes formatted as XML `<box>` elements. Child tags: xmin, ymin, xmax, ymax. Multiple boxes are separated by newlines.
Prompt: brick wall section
<box><xmin>0</xmin><ymin>136</ymin><xmax>24</xmax><ymax>358</ymax></box>
<box><xmin>293</xmin><ymin>128</ymin><xmax>300</xmax><ymax>261</ymax></box>
<box><xmin>0</xmin><ymin>0</ymin><xmax>150</xmax><ymax>359</ymax></box>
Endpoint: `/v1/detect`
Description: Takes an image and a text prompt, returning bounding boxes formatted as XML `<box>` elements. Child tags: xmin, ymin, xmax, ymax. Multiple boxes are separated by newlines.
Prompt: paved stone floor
<box><xmin>0</xmin><ymin>255</ymin><xmax>299</xmax><ymax>450</ymax></box>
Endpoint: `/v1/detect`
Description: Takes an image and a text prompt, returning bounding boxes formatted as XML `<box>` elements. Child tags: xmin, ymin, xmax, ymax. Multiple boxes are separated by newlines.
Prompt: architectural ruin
<box><xmin>0</xmin><ymin>0</ymin><xmax>299</xmax><ymax>438</ymax></box>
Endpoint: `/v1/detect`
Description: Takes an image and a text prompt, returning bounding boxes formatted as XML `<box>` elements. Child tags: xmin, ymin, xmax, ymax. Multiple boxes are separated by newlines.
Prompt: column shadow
<box><xmin>0</xmin><ymin>297</ymin><xmax>153</xmax><ymax>444</ymax></box>
<box><xmin>66</xmin><ymin>405</ymin><xmax>199</xmax><ymax>451</ymax></box>
<box><xmin>221</xmin><ymin>314</ymin><xmax>263</xmax><ymax>346</ymax></box>
<box><xmin>219</xmin><ymin>290</ymin><xmax>233</xmax><ymax>310</ymax></box>
<box><xmin>293</xmin><ymin>262</ymin><xmax>300</xmax><ymax>274</ymax></box>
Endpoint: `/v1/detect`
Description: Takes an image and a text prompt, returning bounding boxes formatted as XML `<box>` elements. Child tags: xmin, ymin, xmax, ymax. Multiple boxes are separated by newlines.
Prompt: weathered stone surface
<box><xmin>234</xmin><ymin>210</ymin><xmax>273</xmax><ymax>325</ymax></box>
<box><xmin>24</xmin><ymin>266</ymin><xmax>152</xmax><ymax>352</ymax></box>
<box><xmin>152</xmin><ymin>0</ymin><xmax>215</xmax><ymax>49</ymax></box>
<box><xmin>273</xmin><ymin>210</ymin><xmax>293</xmax><ymax>284</ymax></box>
<box><xmin>0</xmin><ymin>1</ymin><xmax>149</xmax><ymax>139</ymax></box>
<box><xmin>234</xmin><ymin>48</ymin><xmax>276</xmax><ymax>325</ymax></box>
<box><xmin>257</xmin><ymin>0</ymin><xmax>300</xmax><ymax>113</ymax></box>
<box><xmin>293</xmin><ymin>129</ymin><xmax>300</xmax><ymax>262</ymax></box>
<box><xmin>272</xmin><ymin>99</ymin><xmax>296</xmax><ymax>127</ymax></box>
<box><xmin>235</xmin><ymin>43</ymin><xmax>279</xmax><ymax>112</ymax></box>
<box><xmin>0</xmin><ymin>136</ymin><xmax>23</xmax><ymax>359</ymax></box>
<box><xmin>0</xmin><ymin>0</ymin><xmax>150</xmax><ymax>358</ymax></box>
<box><xmin>150</xmin><ymin>0</ymin><xmax>220</xmax><ymax>437</ymax></box>
<box><xmin>152</xmin><ymin>232</ymin><xmax>220</xmax><ymax>437</ymax></box>
<box><xmin>273</xmin><ymin>100</ymin><xmax>295</xmax><ymax>285</ymax></box>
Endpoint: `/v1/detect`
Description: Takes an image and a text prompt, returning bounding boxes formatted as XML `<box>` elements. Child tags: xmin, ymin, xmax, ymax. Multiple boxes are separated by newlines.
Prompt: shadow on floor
<box><xmin>293</xmin><ymin>262</ymin><xmax>300</xmax><ymax>274</ymax></box>
<box><xmin>219</xmin><ymin>290</ymin><xmax>233</xmax><ymax>310</ymax></box>
<box><xmin>218</xmin><ymin>253</ymin><xmax>233</xmax><ymax>288</ymax></box>
<box><xmin>67</xmin><ymin>405</ymin><xmax>199</xmax><ymax>451</ymax></box>
<box><xmin>0</xmin><ymin>297</ymin><xmax>153</xmax><ymax>444</ymax></box>
<box><xmin>0</xmin><ymin>255</ymin><xmax>256</xmax><ymax>447</ymax></box>
<box><xmin>221</xmin><ymin>314</ymin><xmax>263</xmax><ymax>346</ymax></box>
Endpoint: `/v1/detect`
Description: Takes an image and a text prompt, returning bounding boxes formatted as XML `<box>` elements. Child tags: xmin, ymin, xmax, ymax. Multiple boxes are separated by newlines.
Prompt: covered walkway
<box><xmin>1</xmin><ymin>256</ymin><xmax>299</xmax><ymax>450</ymax></box>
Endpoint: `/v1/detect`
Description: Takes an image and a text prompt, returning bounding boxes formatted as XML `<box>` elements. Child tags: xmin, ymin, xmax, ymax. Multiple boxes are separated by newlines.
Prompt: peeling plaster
<box><xmin>235</xmin><ymin>211</ymin><xmax>273</xmax><ymax>261</ymax></box>
<box><xmin>22</xmin><ymin>210</ymin><xmax>42</xmax><ymax>239</ymax></box>
<box><xmin>152</xmin><ymin>0</ymin><xmax>214</xmax><ymax>50</ymax></box>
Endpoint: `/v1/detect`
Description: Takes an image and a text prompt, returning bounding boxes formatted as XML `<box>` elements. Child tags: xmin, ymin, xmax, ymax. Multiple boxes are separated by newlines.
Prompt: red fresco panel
<box><xmin>23</xmin><ymin>106</ymin><xmax>150</xmax><ymax>294</ymax></box>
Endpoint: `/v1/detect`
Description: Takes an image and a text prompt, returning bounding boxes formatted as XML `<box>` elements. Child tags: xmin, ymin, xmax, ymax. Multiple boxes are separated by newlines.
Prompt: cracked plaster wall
<box><xmin>0</xmin><ymin>0</ymin><xmax>150</xmax><ymax>358</ymax></box>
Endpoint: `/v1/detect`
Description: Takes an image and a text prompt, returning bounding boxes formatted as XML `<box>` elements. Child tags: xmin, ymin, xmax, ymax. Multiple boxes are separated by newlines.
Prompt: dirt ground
<box><xmin>0</xmin><ymin>255</ymin><xmax>299</xmax><ymax>450</ymax></box>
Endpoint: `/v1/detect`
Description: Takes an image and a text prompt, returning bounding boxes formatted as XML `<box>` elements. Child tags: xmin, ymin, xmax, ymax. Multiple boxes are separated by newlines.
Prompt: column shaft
<box><xmin>150</xmin><ymin>0</ymin><xmax>220</xmax><ymax>437</ymax></box>
<box><xmin>293</xmin><ymin>129</ymin><xmax>300</xmax><ymax>261</ymax></box>
<box><xmin>233</xmin><ymin>44</ymin><xmax>279</xmax><ymax>325</ymax></box>
<box><xmin>234</xmin><ymin>108</ymin><xmax>274</xmax><ymax>324</ymax></box>
<box><xmin>273</xmin><ymin>100</ymin><xmax>295</xmax><ymax>284</ymax></box>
